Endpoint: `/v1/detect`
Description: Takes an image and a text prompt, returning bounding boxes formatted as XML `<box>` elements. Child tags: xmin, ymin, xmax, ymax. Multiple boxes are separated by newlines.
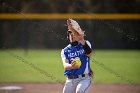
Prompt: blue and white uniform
<box><xmin>61</xmin><ymin>40</ymin><xmax>93</xmax><ymax>93</ymax></box>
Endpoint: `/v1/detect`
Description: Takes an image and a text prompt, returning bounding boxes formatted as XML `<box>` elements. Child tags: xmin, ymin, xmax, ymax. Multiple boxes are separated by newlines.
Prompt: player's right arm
<box><xmin>61</xmin><ymin>49</ymin><xmax>78</xmax><ymax>70</ymax></box>
<box><xmin>62</xmin><ymin>59</ymin><xmax>76</xmax><ymax>70</ymax></box>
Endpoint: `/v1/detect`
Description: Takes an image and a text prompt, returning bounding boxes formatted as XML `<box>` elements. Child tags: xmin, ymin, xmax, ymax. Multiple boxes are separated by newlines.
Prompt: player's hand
<box><xmin>71</xmin><ymin>61</ymin><xmax>79</xmax><ymax>69</ymax></box>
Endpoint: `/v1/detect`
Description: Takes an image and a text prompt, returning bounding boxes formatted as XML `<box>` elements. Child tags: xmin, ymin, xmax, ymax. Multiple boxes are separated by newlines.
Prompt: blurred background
<box><xmin>0</xmin><ymin>0</ymin><xmax>140</xmax><ymax>49</ymax></box>
<box><xmin>0</xmin><ymin>0</ymin><xmax>140</xmax><ymax>93</ymax></box>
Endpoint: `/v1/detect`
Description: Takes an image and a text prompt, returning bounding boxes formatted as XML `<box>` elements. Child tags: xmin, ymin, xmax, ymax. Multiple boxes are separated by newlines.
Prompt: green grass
<box><xmin>91</xmin><ymin>50</ymin><xmax>140</xmax><ymax>84</ymax></box>
<box><xmin>0</xmin><ymin>49</ymin><xmax>140</xmax><ymax>84</ymax></box>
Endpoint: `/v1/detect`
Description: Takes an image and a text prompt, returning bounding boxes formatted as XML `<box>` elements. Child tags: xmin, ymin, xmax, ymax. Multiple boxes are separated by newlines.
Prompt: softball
<box><xmin>74</xmin><ymin>58</ymin><xmax>81</xmax><ymax>68</ymax></box>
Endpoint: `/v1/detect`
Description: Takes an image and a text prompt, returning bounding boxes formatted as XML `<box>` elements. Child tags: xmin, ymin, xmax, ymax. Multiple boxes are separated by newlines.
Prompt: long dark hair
<box><xmin>89</xmin><ymin>69</ymin><xmax>94</xmax><ymax>79</ymax></box>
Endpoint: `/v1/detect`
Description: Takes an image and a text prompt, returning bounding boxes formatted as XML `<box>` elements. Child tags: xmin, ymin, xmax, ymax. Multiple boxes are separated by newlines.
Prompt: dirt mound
<box><xmin>0</xmin><ymin>83</ymin><xmax>140</xmax><ymax>93</ymax></box>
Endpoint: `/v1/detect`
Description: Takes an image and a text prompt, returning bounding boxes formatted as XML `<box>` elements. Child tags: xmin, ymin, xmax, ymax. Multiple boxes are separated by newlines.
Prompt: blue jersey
<box><xmin>61</xmin><ymin>41</ymin><xmax>92</xmax><ymax>77</ymax></box>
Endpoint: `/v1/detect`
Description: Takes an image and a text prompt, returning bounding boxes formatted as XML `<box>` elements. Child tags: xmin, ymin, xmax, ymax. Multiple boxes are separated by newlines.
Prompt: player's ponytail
<box><xmin>89</xmin><ymin>69</ymin><xmax>94</xmax><ymax>79</ymax></box>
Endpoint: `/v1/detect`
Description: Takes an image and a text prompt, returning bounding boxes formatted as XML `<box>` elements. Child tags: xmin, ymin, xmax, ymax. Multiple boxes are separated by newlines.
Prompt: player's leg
<box><xmin>76</xmin><ymin>76</ymin><xmax>92</xmax><ymax>93</ymax></box>
<box><xmin>62</xmin><ymin>78</ymin><xmax>77</xmax><ymax>93</ymax></box>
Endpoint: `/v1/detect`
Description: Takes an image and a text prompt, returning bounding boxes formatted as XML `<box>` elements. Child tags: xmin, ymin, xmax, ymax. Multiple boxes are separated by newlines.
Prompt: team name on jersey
<box><xmin>68</xmin><ymin>49</ymin><xmax>84</xmax><ymax>58</ymax></box>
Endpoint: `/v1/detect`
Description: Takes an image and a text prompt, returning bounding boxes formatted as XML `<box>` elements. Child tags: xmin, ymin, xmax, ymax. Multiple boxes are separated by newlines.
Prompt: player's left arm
<box><xmin>67</xmin><ymin>18</ymin><xmax>92</xmax><ymax>57</ymax></box>
<box><xmin>80</xmin><ymin>39</ymin><xmax>92</xmax><ymax>57</ymax></box>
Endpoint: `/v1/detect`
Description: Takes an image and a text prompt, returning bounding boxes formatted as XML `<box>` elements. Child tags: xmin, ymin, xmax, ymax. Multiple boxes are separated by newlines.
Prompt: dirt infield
<box><xmin>0</xmin><ymin>83</ymin><xmax>140</xmax><ymax>93</ymax></box>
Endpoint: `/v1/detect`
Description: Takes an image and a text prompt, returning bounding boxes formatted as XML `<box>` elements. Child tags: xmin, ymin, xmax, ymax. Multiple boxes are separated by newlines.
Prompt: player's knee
<box><xmin>76</xmin><ymin>90</ymin><xmax>84</xmax><ymax>93</ymax></box>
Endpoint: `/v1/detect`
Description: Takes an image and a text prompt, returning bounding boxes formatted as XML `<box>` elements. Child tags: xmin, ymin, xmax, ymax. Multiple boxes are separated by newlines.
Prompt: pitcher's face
<box><xmin>68</xmin><ymin>31</ymin><xmax>79</xmax><ymax>43</ymax></box>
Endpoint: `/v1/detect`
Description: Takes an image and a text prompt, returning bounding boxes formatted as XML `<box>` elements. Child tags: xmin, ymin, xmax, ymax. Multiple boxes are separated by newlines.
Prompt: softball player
<box><xmin>61</xmin><ymin>19</ymin><xmax>93</xmax><ymax>93</ymax></box>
